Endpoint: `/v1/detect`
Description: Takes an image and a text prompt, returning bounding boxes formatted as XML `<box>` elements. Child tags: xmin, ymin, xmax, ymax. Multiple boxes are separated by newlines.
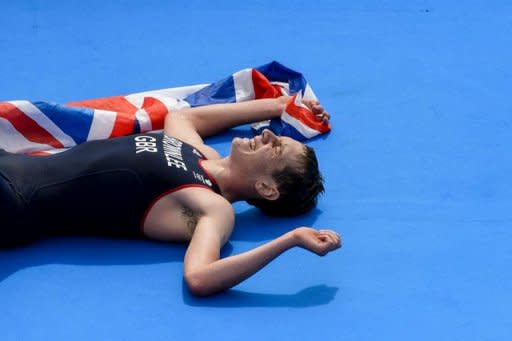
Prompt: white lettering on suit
<box><xmin>162</xmin><ymin>136</ymin><xmax>187</xmax><ymax>171</ymax></box>
<box><xmin>134</xmin><ymin>135</ymin><xmax>157</xmax><ymax>153</ymax></box>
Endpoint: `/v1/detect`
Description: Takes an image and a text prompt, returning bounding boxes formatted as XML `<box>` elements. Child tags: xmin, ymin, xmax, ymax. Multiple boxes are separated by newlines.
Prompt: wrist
<box><xmin>284</xmin><ymin>228</ymin><xmax>301</xmax><ymax>248</ymax></box>
<box><xmin>274</xmin><ymin>96</ymin><xmax>291</xmax><ymax>118</ymax></box>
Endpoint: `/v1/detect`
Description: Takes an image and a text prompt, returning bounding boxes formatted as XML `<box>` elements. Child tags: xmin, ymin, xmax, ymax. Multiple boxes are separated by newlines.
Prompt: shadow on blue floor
<box><xmin>183</xmin><ymin>283</ymin><xmax>338</xmax><ymax>308</ymax></box>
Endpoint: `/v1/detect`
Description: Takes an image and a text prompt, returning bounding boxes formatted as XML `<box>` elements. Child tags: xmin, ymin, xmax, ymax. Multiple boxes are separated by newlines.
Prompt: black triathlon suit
<box><xmin>0</xmin><ymin>132</ymin><xmax>220</xmax><ymax>247</ymax></box>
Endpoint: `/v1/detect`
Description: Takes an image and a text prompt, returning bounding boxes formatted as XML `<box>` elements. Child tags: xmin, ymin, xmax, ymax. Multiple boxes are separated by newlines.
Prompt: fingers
<box><xmin>304</xmin><ymin>100</ymin><xmax>323</xmax><ymax>115</ymax></box>
<box><xmin>318</xmin><ymin>235</ymin><xmax>328</xmax><ymax>242</ymax></box>
<box><xmin>318</xmin><ymin>229</ymin><xmax>342</xmax><ymax>248</ymax></box>
<box><xmin>313</xmin><ymin>107</ymin><xmax>330</xmax><ymax>125</ymax></box>
<box><xmin>295</xmin><ymin>227</ymin><xmax>342</xmax><ymax>256</ymax></box>
<box><xmin>312</xmin><ymin>103</ymin><xmax>324</xmax><ymax>114</ymax></box>
<box><xmin>315</xmin><ymin>111</ymin><xmax>330</xmax><ymax>125</ymax></box>
<box><xmin>319</xmin><ymin>231</ymin><xmax>336</xmax><ymax>245</ymax></box>
<box><xmin>303</xmin><ymin>99</ymin><xmax>320</xmax><ymax>109</ymax></box>
<box><xmin>302</xmin><ymin>99</ymin><xmax>331</xmax><ymax>125</ymax></box>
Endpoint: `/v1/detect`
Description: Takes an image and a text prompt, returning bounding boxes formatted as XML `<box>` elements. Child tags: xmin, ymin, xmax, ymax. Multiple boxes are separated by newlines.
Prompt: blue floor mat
<box><xmin>1</xmin><ymin>1</ymin><xmax>511</xmax><ymax>340</ymax></box>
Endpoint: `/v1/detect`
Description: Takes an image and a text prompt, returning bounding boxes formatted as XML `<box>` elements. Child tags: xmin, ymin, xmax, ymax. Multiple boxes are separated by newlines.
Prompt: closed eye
<box><xmin>273</xmin><ymin>139</ymin><xmax>284</xmax><ymax>156</ymax></box>
<box><xmin>273</xmin><ymin>145</ymin><xmax>281</xmax><ymax>156</ymax></box>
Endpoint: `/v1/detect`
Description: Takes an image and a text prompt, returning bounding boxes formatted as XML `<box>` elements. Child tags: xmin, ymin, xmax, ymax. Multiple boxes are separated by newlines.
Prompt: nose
<box><xmin>261</xmin><ymin>129</ymin><xmax>278</xmax><ymax>144</ymax></box>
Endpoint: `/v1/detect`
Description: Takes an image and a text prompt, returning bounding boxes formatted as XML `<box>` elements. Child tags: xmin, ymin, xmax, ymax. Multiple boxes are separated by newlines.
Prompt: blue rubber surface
<box><xmin>1</xmin><ymin>1</ymin><xmax>511</xmax><ymax>340</ymax></box>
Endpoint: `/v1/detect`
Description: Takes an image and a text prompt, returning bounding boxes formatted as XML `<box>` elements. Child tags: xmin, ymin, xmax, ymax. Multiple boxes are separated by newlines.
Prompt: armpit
<box><xmin>181</xmin><ymin>206</ymin><xmax>199</xmax><ymax>236</ymax></box>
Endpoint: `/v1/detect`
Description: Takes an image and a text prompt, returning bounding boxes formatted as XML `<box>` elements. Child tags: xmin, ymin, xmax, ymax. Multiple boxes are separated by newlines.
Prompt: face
<box><xmin>229</xmin><ymin>129</ymin><xmax>305</xmax><ymax>181</ymax></box>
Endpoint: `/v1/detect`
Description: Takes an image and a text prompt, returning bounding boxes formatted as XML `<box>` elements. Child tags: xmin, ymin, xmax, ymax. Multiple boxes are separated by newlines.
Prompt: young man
<box><xmin>0</xmin><ymin>95</ymin><xmax>341</xmax><ymax>296</ymax></box>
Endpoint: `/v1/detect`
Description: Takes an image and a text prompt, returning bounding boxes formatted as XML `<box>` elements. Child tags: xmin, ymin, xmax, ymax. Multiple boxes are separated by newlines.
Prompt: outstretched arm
<box><xmin>166</xmin><ymin>96</ymin><xmax>288</xmax><ymax>139</ymax></box>
<box><xmin>163</xmin><ymin>97</ymin><xmax>289</xmax><ymax>158</ymax></box>
<box><xmin>183</xmin><ymin>197</ymin><xmax>341</xmax><ymax>297</ymax></box>
<box><xmin>163</xmin><ymin>96</ymin><xmax>330</xmax><ymax>157</ymax></box>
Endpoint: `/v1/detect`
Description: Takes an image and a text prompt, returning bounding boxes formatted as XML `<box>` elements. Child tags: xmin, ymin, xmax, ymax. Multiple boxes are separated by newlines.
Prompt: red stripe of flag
<box><xmin>251</xmin><ymin>69</ymin><xmax>283</xmax><ymax>99</ymax></box>
<box><xmin>0</xmin><ymin>102</ymin><xmax>65</xmax><ymax>148</ymax></box>
<box><xmin>142</xmin><ymin>97</ymin><xmax>168</xmax><ymax>130</ymax></box>
<box><xmin>67</xmin><ymin>96</ymin><xmax>138</xmax><ymax>137</ymax></box>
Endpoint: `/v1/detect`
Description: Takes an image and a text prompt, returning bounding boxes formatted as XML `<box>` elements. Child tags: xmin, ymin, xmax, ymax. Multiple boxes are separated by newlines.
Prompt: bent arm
<box><xmin>185</xmin><ymin>227</ymin><xmax>297</xmax><ymax>296</ymax></box>
<box><xmin>165</xmin><ymin>96</ymin><xmax>288</xmax><ymax>141</ymax></box>
<box><xmin>183</xmin><ymin>204</ymin><xmax>341</xmax><ymax>297</ymax></box>
<box><xmin>178</xmin><ymin>96</ymin><xmax>289</xmax><ymax>137</ymax></box>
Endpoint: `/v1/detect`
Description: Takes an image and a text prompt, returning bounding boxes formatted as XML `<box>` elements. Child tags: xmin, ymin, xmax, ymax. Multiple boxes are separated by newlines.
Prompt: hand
<box><xmin>292</xmin><ymin>227</ymin><xmax>342</xmax><ymax>256</ymax></box>
<box><xmin>302</xmin><ymin>99</ymin><xmax>331</xmax><ymax>125</ymax></box>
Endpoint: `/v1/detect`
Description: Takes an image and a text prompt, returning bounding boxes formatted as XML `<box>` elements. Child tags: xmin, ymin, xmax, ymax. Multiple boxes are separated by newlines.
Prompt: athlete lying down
<box><xmin>0</xmin><ymin>96</ymin><xmax>342</xmax><ymax>296</ymax></box>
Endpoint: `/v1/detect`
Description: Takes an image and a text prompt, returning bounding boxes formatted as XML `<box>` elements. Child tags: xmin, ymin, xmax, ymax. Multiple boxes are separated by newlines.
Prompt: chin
<box><xmin>229</xmin><ymin>139</ymin><xmax>243</xmax><ymax>161</ymax></box>
<box><xmin>230</xmin><ymin>138</ymin><xmax>241</xmax><ymax>154</ymax></box>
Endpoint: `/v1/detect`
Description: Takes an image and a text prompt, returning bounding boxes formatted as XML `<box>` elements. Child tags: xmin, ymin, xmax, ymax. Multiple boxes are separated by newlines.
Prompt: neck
<box><xmin>201</xmin><ymin>157</ymin><xmax>254</xmax><ymax>203</ymax></box>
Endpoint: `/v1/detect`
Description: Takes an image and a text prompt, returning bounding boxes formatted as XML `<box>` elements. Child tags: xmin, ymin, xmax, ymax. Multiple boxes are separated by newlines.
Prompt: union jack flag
<box><xmin>0</xmin><ymin>61</ymin><xmax>330</xmax><ymax>155</ymax></box>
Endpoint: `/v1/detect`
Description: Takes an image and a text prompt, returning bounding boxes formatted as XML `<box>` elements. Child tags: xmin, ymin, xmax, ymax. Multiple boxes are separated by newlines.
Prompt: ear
<box><xmin>254</xmin><ymin>178</ymin><xmax>280</xmax><ymax>201</ymax></box>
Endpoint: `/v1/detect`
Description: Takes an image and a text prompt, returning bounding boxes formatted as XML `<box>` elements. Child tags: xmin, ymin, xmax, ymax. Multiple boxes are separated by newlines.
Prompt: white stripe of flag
<box><xmin>135</xmin><ymin>109</ymin><xmax>153</xmax><ymax>132</ymax></box>
<box><xmin>0</xmin><ymin>117</ymin><xmax>55</xmax><ymax>153</ymax></box>
<box><xmin>9</xmin><ymin>100</ymin><xmax>76</xmax><ymax>148</ymax></box>
<box><xmin>281</xmin><ymin>112</ymin><xmax>320</xmax><ymax>139</ymax></box>
<box><xmin>86</xmin><ymin>109</ymin><xmax>117</xmax><ymax>141</ymax></box>
<box><xmin>233</xmin><ymin>68</ymin><xmax>255</xmax><ymax>102</ymax></box>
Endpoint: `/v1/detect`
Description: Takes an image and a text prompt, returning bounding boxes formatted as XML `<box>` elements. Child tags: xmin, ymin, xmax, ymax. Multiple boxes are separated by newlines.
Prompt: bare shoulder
<box><xmin>164</xmin><ymin>112</ymin><xmax>221</xmax><ymax>160</ymax></box>
<box><xmin>176</xmin><ymin>187</ymin><xmax>235</xmax><ymax>245</ymax></box>
<box><xmin>175</xmin><ymin>187</ymin><xmax>234</xmax><ymax>219</ymax></box>
<box><xmin>142</xmin><ymin>186</ymin><xmax>234</xmax><ymax>243</ymax></box>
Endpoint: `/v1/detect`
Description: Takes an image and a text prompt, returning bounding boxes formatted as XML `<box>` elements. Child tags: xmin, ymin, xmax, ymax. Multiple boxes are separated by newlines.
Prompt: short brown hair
<box><xmin>247</xmin><ymin>145</ymin><xmax>324</xmax><ymax>216</ymax></box>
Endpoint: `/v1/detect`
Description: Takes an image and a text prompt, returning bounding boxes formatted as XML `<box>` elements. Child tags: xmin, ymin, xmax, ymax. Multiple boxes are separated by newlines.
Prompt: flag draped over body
<box><xmin>0</xmin><ymin>61</ymin><xmax>330</xmax><ymax>155</ymax></box>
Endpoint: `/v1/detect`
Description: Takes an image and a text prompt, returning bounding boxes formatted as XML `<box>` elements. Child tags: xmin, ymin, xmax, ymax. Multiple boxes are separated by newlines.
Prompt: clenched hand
<box><xmin>292</xmin><ymin>227</ymin><xmax>342</xmax><ymax>256</ymax></box>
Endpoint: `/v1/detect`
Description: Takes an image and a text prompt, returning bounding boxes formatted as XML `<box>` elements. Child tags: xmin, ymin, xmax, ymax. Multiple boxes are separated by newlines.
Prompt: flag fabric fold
<box><xmin>0</xmin><ymin>61</ymin><xmax>330</xmax><ymax>155</ymax></box>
